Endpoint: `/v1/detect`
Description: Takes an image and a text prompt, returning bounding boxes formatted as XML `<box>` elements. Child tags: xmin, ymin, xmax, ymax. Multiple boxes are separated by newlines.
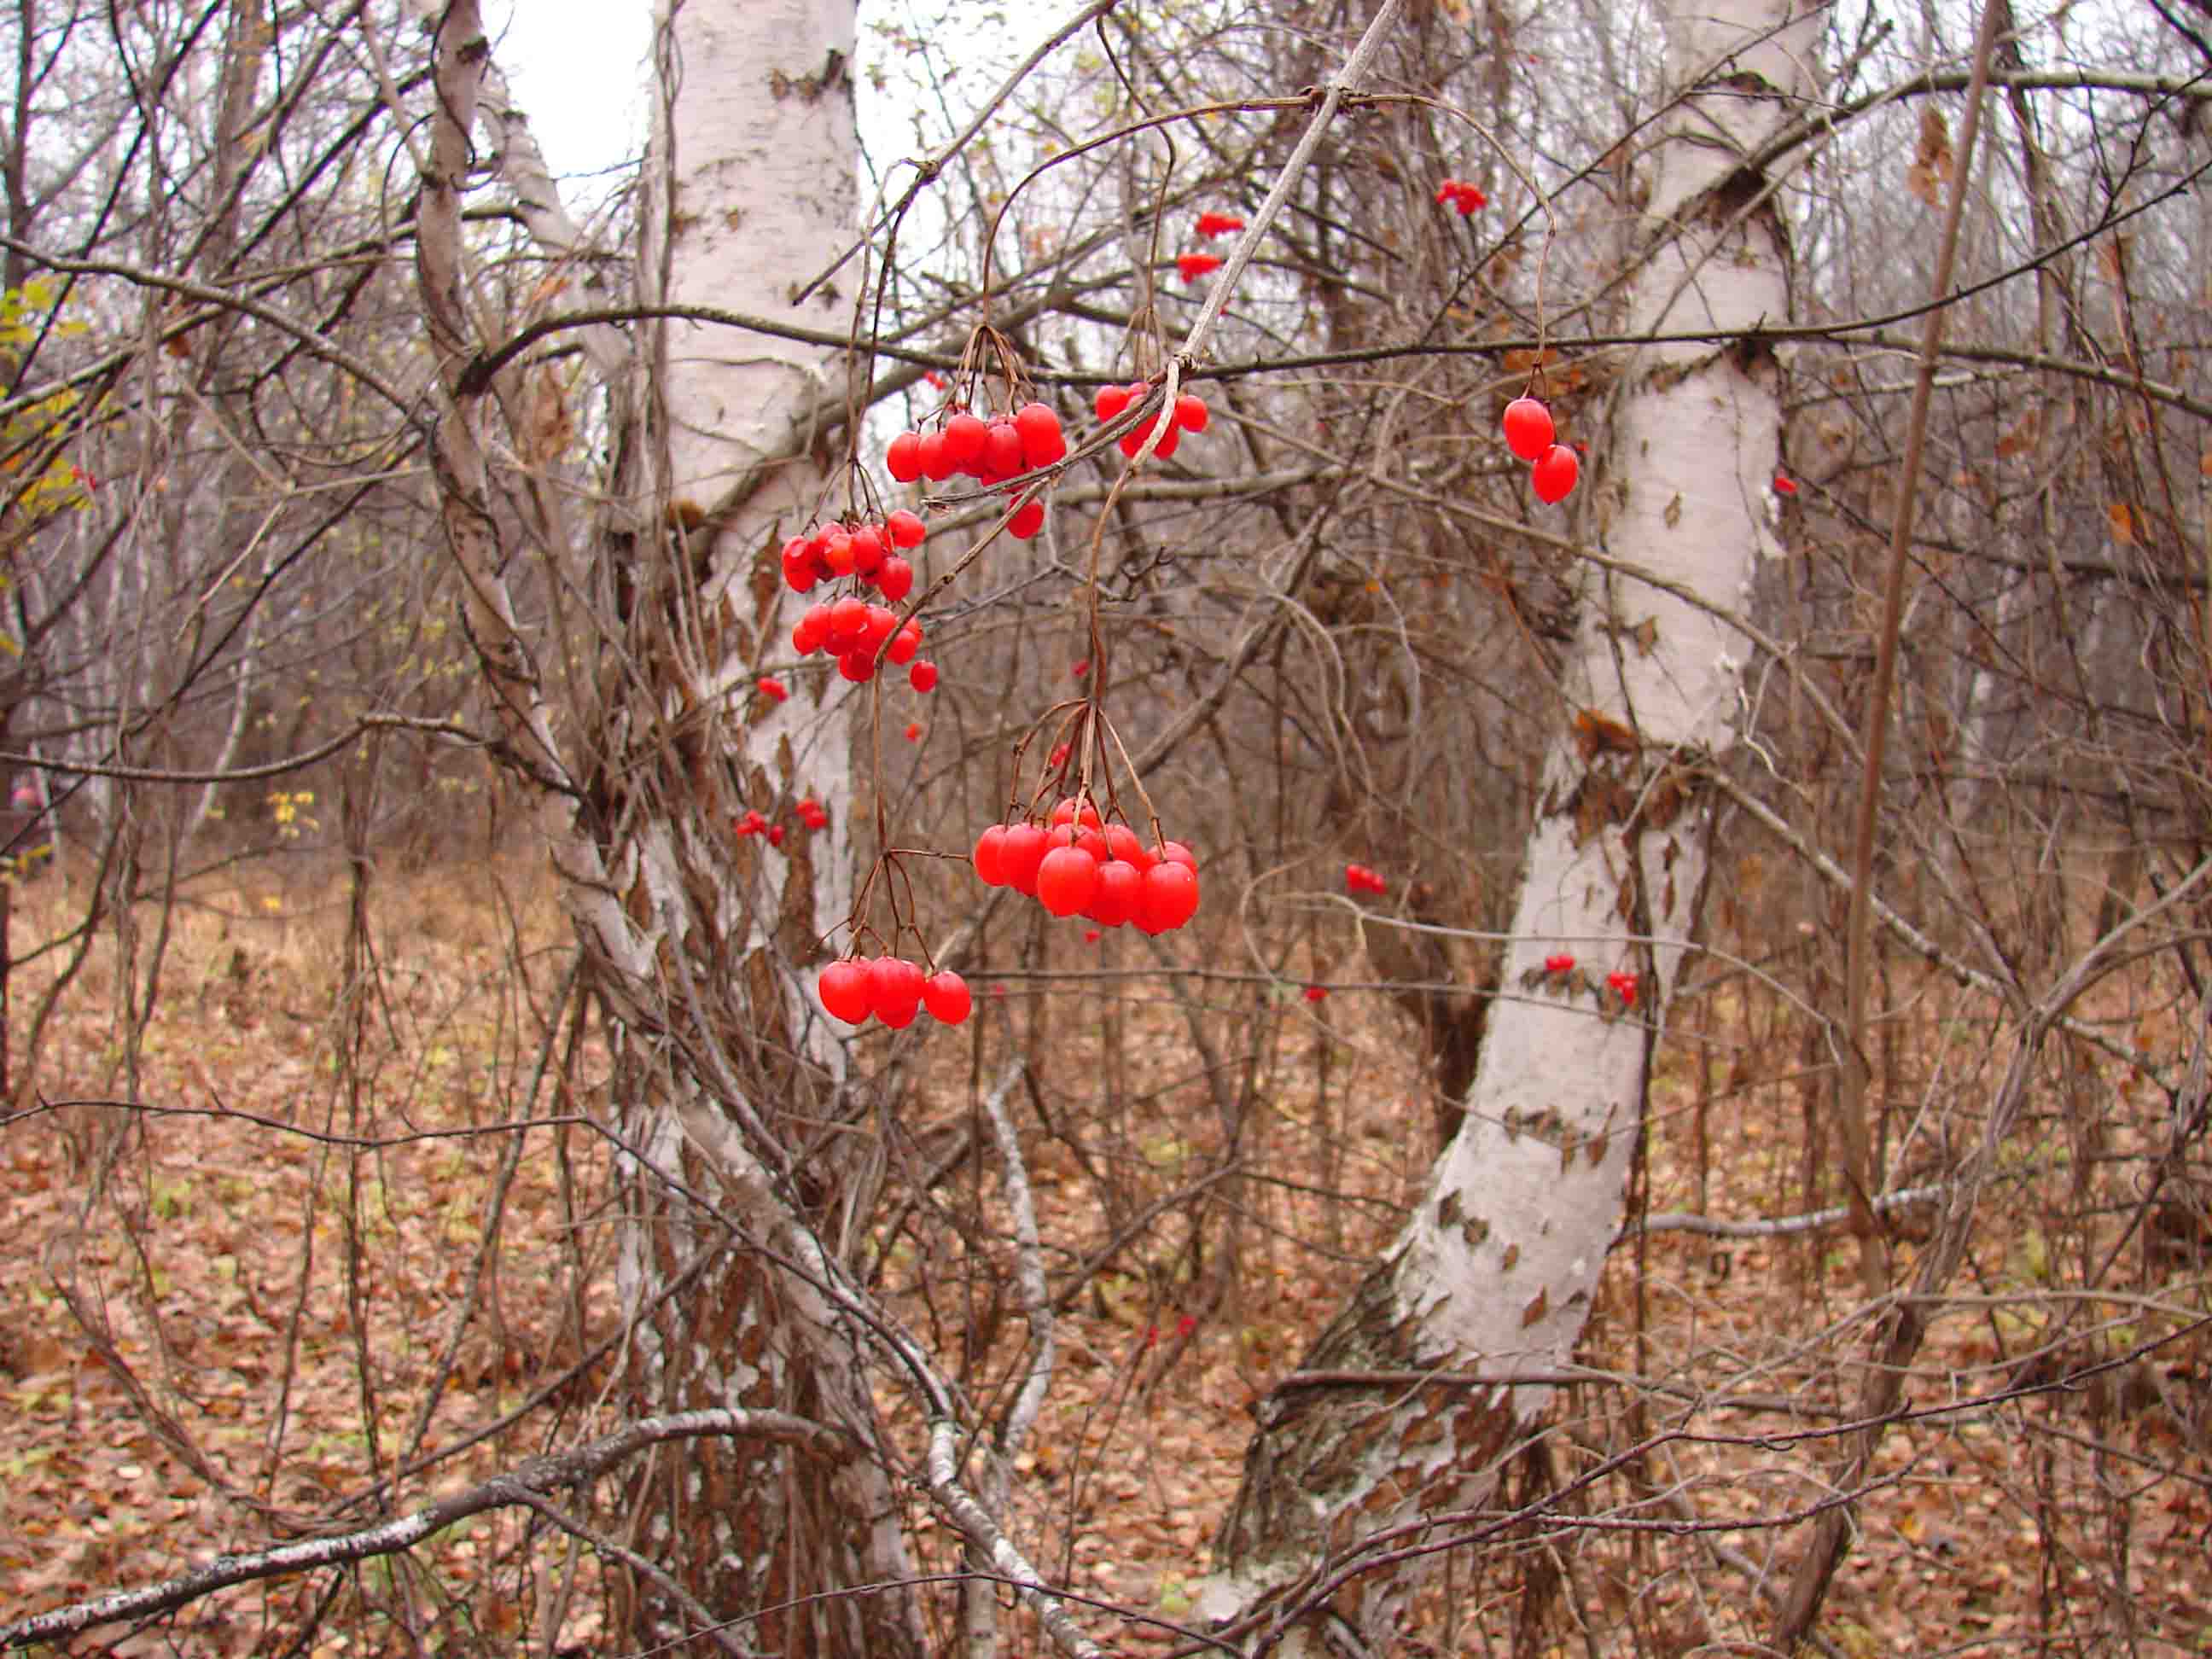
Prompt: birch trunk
<box><xmin>413</xmin><ymin>0</ymin><xmax>919</xmax><ymax>1650</ymax></box>
<box><xmin>1202</xmin><ymin>3</ymin><xmax>1817</xmax><ymax>1646</ymax></box>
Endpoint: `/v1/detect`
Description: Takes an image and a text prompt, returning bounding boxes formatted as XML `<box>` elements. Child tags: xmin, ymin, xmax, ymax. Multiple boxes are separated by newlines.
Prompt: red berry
<box><xmin>1103</xmin><ymin>824</ymin><xmax>1151</xmax><ymax>870</ymax></box>
<box><xmin>1303</xmin><ymin>985</ymin><xmax>1328</xmax><ymax>1002</ymax></box>
<box><xmin>848</xmin><ymin>522</ymin><xmax>885</xmax><ymax>575</ymax></box>
<box><xmin>818</xmin><ymin>960</ymin><xmax>871</xmax><ymax>1025</ymax></box>
<box><xmin>781</xmin><ymin>537</ymin><xmax>818</xmax><ymax>592</ymax></box>
<box><xmin>1773</xmin><ymin>474</ymin><xmax>1798</xmax><ymax>496</ymax></box>
<box><xmin>1174</xmin><ymin>393</ymin><xmax>1210</xmax><ymax>433</ymax></box>
<box><xmin>1175</xmin><ymin>251</ymin><xmax>1223</xmax><ymax>283</ymax></box>
<box><xmin>1086</xmin><ymin>859</ymin><xmax>1143</xmax><ymax>928</ymax></box>
<box><xmin>1501</xmin><ymin>397</ymin><xmax>1555</xmax><ymax>463</ymax></box>
<box><xmin>982</xmin><ymin>420</ymin><xmax>1025</xmax><ymax>480</ymax></box>
<box><xmin>887</xmin><ymin>430</ymin><xmax>924</xmax><ymax>482</ymax></box>
<box><xmin>887</xmin><ymin>622</ymin><xmax>923</xmax><ymax>666</ymax></box>
<box><xmin>919</xmin><ymin>431</ymin><xmax>954</xmax><ymax>481</ymax></box>
<box><xmin>1006</xmin><ymin>498</ymin><xmax>1045</xmax><ymax>540</ymax></box>
<box><xmin>861</xmin><ymin>604</ymin><xmax>900</xmax><ymax>651</ymax></box>
<box><xmin>1071</xmin><ymin>658</ymin><xmax>1090</xmax><ymax>679</ymax></box>
<box><xmin>1135</xmin><ymin>861</ymin><xmax>1200</xmax><ymax>933</ymax></box>
<box><xmin>1531</xmin><ymin>443</ymin><xmax>1579</xmax><ymax>504</ymax></box>
<box><xmin>1157</xmin><ymin>840</ymin><xmax>1198</xmax><ymax>873</ymax></box>
<box><xmin>1049</xmin><ymin>799</ymin><xmax>1103</xmax><ymax>831</ymax></box>
<box><xmin>1195</xmin><ymin>211</ymin><xmax>1244</xmax><ymax>238</ymax></box>
<box><xmin>757</xmin><ymin>676</ymin><xmax>788</xmax><ymax>702</ymax></box>
<box><xmin>827</xmin><ymin>596</ymin><xmax>869</xmax><ymax>652</ymax></box>
<box><xmin>923</xmin><ymin>970</ymin><xmax>972</xmax><ymax>1025</ymax></box>
<box><xmin>1036</xmin><ymin>840</ymin><xmax>1101</xmax><ymax>917</ymax></box>
<box><xmin>885</xmin><ymin>508</ymin><xmax>928</xmax><ymax>549</ymax></box>
<box><xmin>940</xmin><ymin>411</ymin><xmax>988</xmax><ymax>473</ymax></box>
<box><xmin>909</xmin><ymin>659</ymin><xmax>938</xmax><ymax>692</ymax></box>
<box><xmin>876</xmin><ymin>556</ymin><xmax>914</xmax><ymax>603</ymax></box>
<box><xmin>820</xmin><ymin>529</ymin><xmax>856</xmax><ymax>576</ymax></box>
<box><xmin>793</xmin><ymin>604</ymin><xmax>832</xmax><ymax>655</ymax></box>
<box><xmin>1545</xmin><ymin>953</ymin><xmax>1575</xmax><ymax>975</ymax></box>
<box><xmin>1094</xmin><ymin>383</ymin><xmax>1133</xmax><ymax>422</ymax></box>
<box><xmin>838</xmin><ymin>648</ymin><xmax>876</xmax><ymax>683</ymax></box>
<box><xmin>869</xmin><ymin>956</ymin><xmax>926</xmax><ymax>1025</ymax></box>
<box><xmin>905</xmin><ymin>721</ymin><xmax>922</xmax><ymax>742</ymax></box>
<box><xmin>998</xmin><ymin>824</ymin><xmax>1048</xmax><ymax>894</ymax></box>
<box><xmin>973</xmin><ymin>824</ymin><xmax>1008</xmax><ymax>886</ymax></box>
<box><xmin>1607</xmin><ymin>969</ymin><xmax>1639</xmax><ymax>1007</ymax></box>
<box><xmin>1013</xmin><ymin>402</ymin><xmax>1067</xmax><ymax>466</ymax></box>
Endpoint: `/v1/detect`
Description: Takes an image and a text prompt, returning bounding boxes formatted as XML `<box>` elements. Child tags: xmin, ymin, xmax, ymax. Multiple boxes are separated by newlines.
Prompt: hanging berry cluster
<box><xmin>1094</xmin><ymin>383</ymin><xmax>1208</xmax><ymax>463</ymax></box>
<box><xmin>1435</xmin><ymin>178</ymin><xmax>1488</xmax><ymax>215</ymax></box>
<box><xmin>1502</xmin><ymin>395</ymin><xmax>1579</xmax><ymax>504</ymax></box>
<box><xmin>733</xmin><ymin>796</ymin><xmax>828</xmax><ymax>850</ymax></box>
<box><xmin>790</xmin><ymin>596</ymin><xmax>935</xmax><ymax>690</ymax></box>
<box><xmin>973</xmin><ymin>797</ymin><xmax>1201</xmax><ymax>935</ymax></box>
<box><xmin>817</xmin><ymin>956</ymin><xmax>971</xmax><ymax>1029</ymax></box>
<box><xmin>885</xmin><ymin>402</ymin><xmax>1067</xmax><ymax>540</ymax></box>
<box><xmin>781</xmin><ymin>509</ymin><xmax>928</xmax><ymax>600</ymax></box>
<box><xmin>1344</xmin><ymin>862</ymin><xmax>1388</xmax><ymax>896</ymax></box>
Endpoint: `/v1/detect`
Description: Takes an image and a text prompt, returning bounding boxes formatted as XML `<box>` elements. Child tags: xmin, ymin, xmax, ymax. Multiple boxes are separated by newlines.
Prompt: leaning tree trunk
<box><xmin>1200</xmin><ymin>2</ymin><xmax>1819</xmax><ymax>1648</ymax></box>
<box><xmin>413</xmin><ymin>2</ymin><xmax>920</xmax><ymax>1653</ymax></box>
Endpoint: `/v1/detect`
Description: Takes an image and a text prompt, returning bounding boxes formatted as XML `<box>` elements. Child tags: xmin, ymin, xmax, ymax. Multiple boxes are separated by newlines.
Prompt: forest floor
<box><xmin>0</xmin><ymin>855</ymin><xmax>2206</xmax><ymax>1656</ymax></box>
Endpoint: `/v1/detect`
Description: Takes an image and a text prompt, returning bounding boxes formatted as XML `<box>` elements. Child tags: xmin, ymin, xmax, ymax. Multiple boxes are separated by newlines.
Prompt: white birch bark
<box><xmin>412</xmin><ymin>2</ymin><xmax>917</xmax><ymax>1650</ymax></box>
<box><xmin>1202</xmin><ymin>3</ymin><xmax>1818</xmax><ymax>1647</ymax></box>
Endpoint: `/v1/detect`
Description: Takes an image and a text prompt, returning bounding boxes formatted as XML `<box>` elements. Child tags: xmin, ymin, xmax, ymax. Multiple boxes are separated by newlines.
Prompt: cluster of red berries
<box><xmin>1176</xmin><ymin>252</ymin><xmax>1224</xmax><ymax>284</ymax></box>
<box><xmin>1194</xmin><ymin>211</ymin><xmax>1244</xmax><ymax>238</ymax></box>
<box><xmin>732</xmin><ymin>796</ymin><xmax>829</xmax><ymax>848</ymax></box>
<box><xmin>973</xmin><ymin>799</ymin><xmax>1201</xmax><ymax>934</ymax></box>
<box><xmin>1095</xmin><ymin>383</ymin><xmax>1209</xmax><ymax>463</ymax></box>
<box><xmin>790</xmin><ymin>596</ymin><xmax>937</xmax><ymax>690</ymax></box>
<box><xmin>1344</xmin><ymin>863</ymin><xmax>1388</xmax><ymax>895</ymax></box>
<box><xmin>1503</xmin><ymin>396</ymin><xmax>1579</xmax><ymax>505</ymax></box>
<box><xmin>817</xmin><ymin>957</ymin><xmax>972</xmax><ymax>1028</ymax></box>
<box><xmin>782</xmin><ymin>510</ymin><xmax>927</xmax><ymax>602</ymax></box>
<box><xmin>1435</xmin><ymin>178</ymin><xmax>1488</xmax><ymax>215</ymax></box>
<box><xmin>886</xmin><ymin>405</ymin><xmax>1066</xmax><ymax>540</ymax></box>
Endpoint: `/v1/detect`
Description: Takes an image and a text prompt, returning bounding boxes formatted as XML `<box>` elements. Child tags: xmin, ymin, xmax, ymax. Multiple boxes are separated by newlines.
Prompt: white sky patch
<box><xmin>486</xmin><ymin>0</ymin><xmax>651</xmax><ymax>184</ymax></box>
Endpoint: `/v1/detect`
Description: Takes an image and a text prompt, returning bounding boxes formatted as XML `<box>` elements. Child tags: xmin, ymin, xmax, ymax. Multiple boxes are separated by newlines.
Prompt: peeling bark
<box><xmin>1203</xmin><ymin>3</ymin><xmax>1819</xmax><ymax>1647</ymax></box>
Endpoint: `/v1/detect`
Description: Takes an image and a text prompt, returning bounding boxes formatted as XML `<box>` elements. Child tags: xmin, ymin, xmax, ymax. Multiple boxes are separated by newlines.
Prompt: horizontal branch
<box><xmin>1626</xmin><ymin>1182</ymin><xmax>1949</xmax><ymax>1240</ymax></box>
<box><xmin>0</xmin><ymin>1410</ymin><xmax>853</xmax><ymax>1650</ymax></box>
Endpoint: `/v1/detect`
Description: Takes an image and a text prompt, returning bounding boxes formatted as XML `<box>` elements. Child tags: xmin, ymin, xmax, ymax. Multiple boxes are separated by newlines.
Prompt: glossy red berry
<box><xmin>781</xmin><ymin>538</ymin><xmax>819</xmax><ymax>592</ymax></box>
<box><xmin>793</xmin><ymin>604</ymin><xmax>832</xmax><ymax>655</ymax></box>
<box><xmin>838</xmin><ymin>648</ymin><xmax>876</xmax><ymax>683</ymax></box>
<box><xmin>1048</xmin><ymin>799</ymin><xmax>1103</xmax><ymax>832</ymax></box>
<box><xmin>909</xmin><ymin>659</ymin><xmax>938</xmax><ymax>693</ymax></box>
<box><xmin>848</xmin><ymin>522</ymin><xmax>885</xmax><ymax>575</ymax></box>
<box><xmin>875</xmin><ymin>556</ymin><xmax>914</xmax><ymax>603</ymax></box>
<box><xmin>919</xmin><ymin>431</ymin><xmax>954</xmax><ymax>481</ymax></box>
<box><xmin>1036</xmin><ymin>840</ymin><xmax>1101</xmax><ymax>917</ymax></box>
<box><xmin>887</xmin><ymin>622</ymin><xmax>923</xmax><ymax>666</ymax></box>
<box><xmin>1013</xmin><ymin>402</ymin><xmax>1067</xmax><ymax>466</ymax></box>
<box><xmin>757</xmin><ymin>676</ymin><xmax>788</xmax><ymax>702</ymax></box>
<box><xmin>1094</xmin><ymin>382</ymin><xmax>1134</xmax><ymax>422</ymax></box>
<box><xmin>818</xmin><ymin>960</ymin><xmax>871</xmax><ymax>1024</ymax></box>
<box><xmin>973</xmin><ymin>824</ymin><xmax>1009</xmax><ymax>886</ymax></box>
<box><xmin>1006</xmin><ymin>498</ymin><xmax>1045</xmax><ymax>540</ymax></box>
<box><xmin>998</xmin><ymin>824</ymin><xmax>1048</xmax><ymax>894</ymax></box>
<box><xmin>1502</xmin><ymin>397</ymin><xmax>1556</xmax><ymax>463</ymax></box>
<box><xmin>1174</xmin><ymin>393</ymin><xmax>1209</xmax><ymax>433</ymax></box>
<box><xmin>1176</xmin><ymin>251</ymin><xmax>1223</xmax><ymax>283</ymax></box>
<box><xmin>869</xmin><ymin>956</ymin><xmax>926</xmax><ymax>1026</ymax></box>
<box><xmin>1086</xmin><ymin>859</ymin><xmax>1143</xmax><ymax>928</ymax></box>
<box><xmin>1135</xmin><ymin>861</ymin><xmax>1200</xmax><ymax>934</ymax></box>
<box><xmin>1545</xmin><ymin>953</ymin><xmax>1576</xmax><ymax>975</ymax></box>
<box><xmin>885</xmin><ymin>508</ymin><xmax>928</xmax><ymax>549</ymax></box>
<box><xmin>887</xmin><ymin>430</ymin><xmax>923</xmax><ymax>482</ymax></box>
<box><xmin>940</xmin><ymin>411</ymin><xmax>988</xmax><ymax>474</ymax></box>
<box><xmin>922</xmin><ymin>970</ymin><xmax>972</xmax><ymax>1025</ymax></box>
<box><xmin>1531</xmin><ymin>443</ymin><xmax>1580</xmax><ymax>504</ymax></box>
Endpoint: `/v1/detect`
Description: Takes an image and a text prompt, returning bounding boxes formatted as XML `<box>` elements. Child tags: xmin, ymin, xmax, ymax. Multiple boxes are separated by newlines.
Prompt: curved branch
<box><xmin>0</xmin><ymin>1410</ymin><xmax>854</xmax><ymax>1650</ymax></box>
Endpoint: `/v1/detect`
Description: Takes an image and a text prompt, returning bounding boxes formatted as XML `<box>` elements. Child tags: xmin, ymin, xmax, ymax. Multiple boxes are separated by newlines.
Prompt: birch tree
<box><xmin>1200</xmin><ymin>0</ymin><xmax>1819</xmax><ymax>1644</ymax></box>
